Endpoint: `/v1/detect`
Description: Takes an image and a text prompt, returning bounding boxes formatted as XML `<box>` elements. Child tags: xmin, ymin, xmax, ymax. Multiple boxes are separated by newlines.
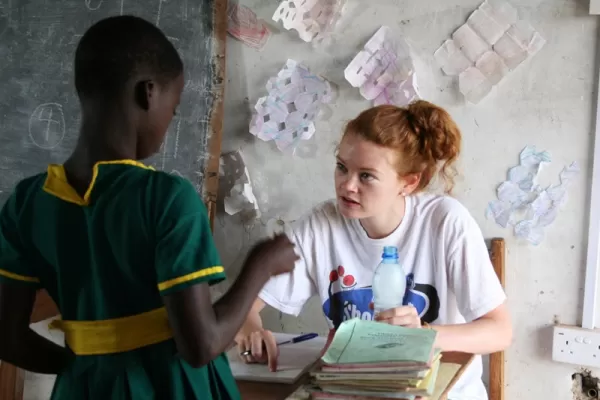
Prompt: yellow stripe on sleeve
<box><xmin>0</xmin><ymin>268</ymin><xmax>40</xmax><ymax>283</ymax></box>
<box><xmin>157</xmin><ymin>266</ymin><xmax>225</xmax><ymax>291</ymax></box>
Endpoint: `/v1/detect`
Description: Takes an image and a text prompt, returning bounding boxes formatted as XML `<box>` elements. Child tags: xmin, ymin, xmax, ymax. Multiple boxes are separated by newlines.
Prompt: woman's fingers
<box><xmin>250</xmin><ymin>331</ymin><xmax>266</xmax><ymax>361</ymax></box>
<box><xmin>238</xmin><ymin>330</ymin><xmax>280</xmax><ymax>371</ymax></box>
<box><xmin>261</xmin><ymin>330</ymin><xmax>279</xmax><ymax>372</ymax></box>
<box><xmin>375</xmin><ymin>305</ymin><xmax>421</xmax><ymax>328</ymax></box>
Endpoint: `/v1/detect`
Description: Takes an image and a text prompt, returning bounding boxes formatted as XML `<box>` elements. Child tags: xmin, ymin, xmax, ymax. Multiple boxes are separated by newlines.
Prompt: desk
<box><xmin>237</xmin><ymin>352</ymin><xmax>474</xmax><ymax>400</ymax></box>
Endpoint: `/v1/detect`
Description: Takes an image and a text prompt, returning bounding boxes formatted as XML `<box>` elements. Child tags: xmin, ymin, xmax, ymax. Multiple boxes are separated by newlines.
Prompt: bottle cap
<box><xmin>382</xmin><ymin>246</ymin><xmax>398</xmax><ymax>259</ymax></box>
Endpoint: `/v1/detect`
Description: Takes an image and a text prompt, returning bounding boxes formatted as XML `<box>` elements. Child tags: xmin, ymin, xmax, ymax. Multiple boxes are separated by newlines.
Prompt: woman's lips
<box><xmin>340</xmin><ymin>196</ymin><xmax>360</xmax><ymax>208</ymax></box>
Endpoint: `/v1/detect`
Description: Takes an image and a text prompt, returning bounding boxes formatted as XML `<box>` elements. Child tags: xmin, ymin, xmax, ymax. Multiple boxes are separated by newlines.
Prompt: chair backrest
<box><xmin>488</xmin><ymin>238</ymin><xmax>506</xmax><ymax>400</ymax></box>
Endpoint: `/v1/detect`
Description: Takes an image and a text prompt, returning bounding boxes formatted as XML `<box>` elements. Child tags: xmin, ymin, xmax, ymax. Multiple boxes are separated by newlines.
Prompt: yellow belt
<box><xmin>49</xmin><ymin>307</ymin><xmax>173</xmax><ymax>356</ymax></box>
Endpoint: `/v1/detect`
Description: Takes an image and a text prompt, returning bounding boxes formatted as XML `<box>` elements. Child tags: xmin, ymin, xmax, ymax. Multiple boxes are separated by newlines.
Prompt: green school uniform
<box><xmin>0</xmin><ymin>160</ymin><xmax>240</xmax><ymax>400</ymax></box>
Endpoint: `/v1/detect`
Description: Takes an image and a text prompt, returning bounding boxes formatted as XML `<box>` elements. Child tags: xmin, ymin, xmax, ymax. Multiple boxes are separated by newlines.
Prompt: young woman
<box><xmin>236</xmin><ymin>101</ymin><xmax>512</xmax><ymax>399</ymax></box>
<box><xmin>0</xmin><ymin>16</ymin><xmax>298</xmax><ymax>400</ymax></box>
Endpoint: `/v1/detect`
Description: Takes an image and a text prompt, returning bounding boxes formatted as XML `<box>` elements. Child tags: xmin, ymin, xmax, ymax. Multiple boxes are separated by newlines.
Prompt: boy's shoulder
<box><xmin>145</xmin><ymin>169</ymin><xmax>200</xmax><ymax>203</ymax></box>
<box><xmin>141</xmin><ymin>169</ymin><xmax>207</xmax><ymax>217</ymax></box>
<box><xmin>11</xmin><ymin>173</ymin><xmax>48</xmax><ymax>201</ymax></box>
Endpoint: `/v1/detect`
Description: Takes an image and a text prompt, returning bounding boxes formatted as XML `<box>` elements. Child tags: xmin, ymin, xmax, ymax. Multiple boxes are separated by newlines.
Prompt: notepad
<box><xmin>321</xmin><ymin>319</ymin><xmax>437</xmax><ymax>367</ymax></box>
<box><xmin>226</xmin><ymin>332</ymin><xmax>327</xmax><ymax>384</ymax></box>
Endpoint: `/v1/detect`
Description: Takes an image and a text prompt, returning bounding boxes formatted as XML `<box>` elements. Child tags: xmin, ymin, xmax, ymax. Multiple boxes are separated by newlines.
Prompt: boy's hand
<box><xmin>246</xmin><ymin>234</ymin><xmax>299</xmax><ymax>277</ymax></box>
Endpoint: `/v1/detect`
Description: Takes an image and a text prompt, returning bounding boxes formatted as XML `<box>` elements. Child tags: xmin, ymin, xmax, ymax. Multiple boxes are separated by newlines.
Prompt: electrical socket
<box><xmin>552</xmin><ymin>324</ymin><xmax>600</xmax><ymax>368</ymax></box>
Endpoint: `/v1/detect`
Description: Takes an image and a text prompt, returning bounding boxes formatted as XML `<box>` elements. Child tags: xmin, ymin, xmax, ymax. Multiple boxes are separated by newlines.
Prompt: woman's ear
<box><xmin>400</xmin><ymin>173</ymin><xmax>421</xmax><ymax>195</ymax></box>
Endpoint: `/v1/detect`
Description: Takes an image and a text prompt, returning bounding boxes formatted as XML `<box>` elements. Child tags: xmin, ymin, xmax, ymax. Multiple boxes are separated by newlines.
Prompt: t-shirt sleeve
<box><xmin>154</xmin><ymin>176</ymin><xmax>225</xmax><ymax>296</ymax></box>
<box><xmin>0</xmin><ymin>190</ymin><xmax>40</xmax><ymax>288</ymax></box>
<box><xmin>259</xmin><ymin>217</ymin><xmax>318</xmax><ymax>316</ymax></box>
<box><xmin>444</xmin><ymin>201</ymin><xmax>506</xmax><ymax>322</ymax></box>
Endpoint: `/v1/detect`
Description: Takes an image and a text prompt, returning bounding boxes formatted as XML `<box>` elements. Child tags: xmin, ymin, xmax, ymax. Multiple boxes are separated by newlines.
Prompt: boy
<box><xmin>0</xmin><ymin>15</ymin><xmax>297</xmax><ymax>400</ymax></box>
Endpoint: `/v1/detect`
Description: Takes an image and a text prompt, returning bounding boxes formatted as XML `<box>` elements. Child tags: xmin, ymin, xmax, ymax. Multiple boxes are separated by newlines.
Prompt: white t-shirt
<box><xmin>259</xmin><ymin>193</ymin><xmax>506</xmax><ymax>400</ymax></box>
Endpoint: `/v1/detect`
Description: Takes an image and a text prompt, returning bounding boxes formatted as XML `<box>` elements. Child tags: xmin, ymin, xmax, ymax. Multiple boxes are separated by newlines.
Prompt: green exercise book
<box><xmin>321</xmin><ymin>319</ymin><xmax>437</xmax><ymax>367</ymax></box>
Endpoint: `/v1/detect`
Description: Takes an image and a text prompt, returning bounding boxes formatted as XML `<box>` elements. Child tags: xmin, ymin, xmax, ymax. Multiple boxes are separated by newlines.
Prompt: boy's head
<box><xmin>75</xmin><ymin>15</ymin><xmax>184</xmax><ymax>159</ymax></box>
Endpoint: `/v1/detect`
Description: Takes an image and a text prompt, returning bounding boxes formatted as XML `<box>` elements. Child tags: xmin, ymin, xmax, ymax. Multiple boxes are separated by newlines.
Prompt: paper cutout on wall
<box><xmin>344</xmin><ymin>26</ymin><xmax>419</xmax><ymax>107</ymax></box>
<box><xmin>272</xmin><ymin>0</ymin><xmax>346</xmax><ymax>43</ymax></box>
<box><xmin>434</xmin><ymin>0</ymin><xmax>545</xmax><ymax>103</ymax></box>
<box><xmin>227</xmin><ymin>2</ymin><xmax>271</xmax><ymax>50</ymax></box>
<box><xmin>250</xmin><ymin>59</ymin><xmax>335</xmax><ymax>154</ymax></box>
<box><xmin>486</xmin><ymin>145</ymin><xmax>579</xmax><ymax>245</ymax></box>
<box><xmin>219</xmin><ymin>151</ymin><xmax>261</xmax><ymax>219</ymax></box>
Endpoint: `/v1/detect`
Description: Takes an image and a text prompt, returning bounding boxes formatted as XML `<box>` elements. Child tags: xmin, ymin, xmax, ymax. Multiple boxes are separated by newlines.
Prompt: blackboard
<box><xmin>0</xmin><ymin>0</ymin><xmax>226</xmax><ymax>222</ymax></box>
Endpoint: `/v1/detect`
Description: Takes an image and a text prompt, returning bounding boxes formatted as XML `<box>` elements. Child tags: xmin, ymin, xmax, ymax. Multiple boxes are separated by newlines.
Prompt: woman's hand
<box><xmin>371</xmin><ymin>303</ymin><xmax>422</xmax><ymax>328</ymax></box>
<box><xmin>236</xmin><ymin>328</ymin><xmax>280</xmax><ymax>372</ymax></box>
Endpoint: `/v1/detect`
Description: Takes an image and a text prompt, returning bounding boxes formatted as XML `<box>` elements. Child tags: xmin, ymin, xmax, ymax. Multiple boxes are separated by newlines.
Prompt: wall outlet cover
<box><xmin>552</xmin><ymin>324</ymin><xmax>600</xmax><ymax>368</ymax></box>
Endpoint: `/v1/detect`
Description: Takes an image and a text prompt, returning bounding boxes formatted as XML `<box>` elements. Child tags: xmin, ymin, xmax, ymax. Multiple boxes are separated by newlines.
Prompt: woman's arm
<box><xmin>432</xmin><ymin>302</ymin><xmax>512</xmax><ymax>354</ymax></box>
<box><xmin>442</xmin><ymin>200</ymin><xmax>512</xmax><ymax>354</ymax></box>
<box><xmin>235</xmin><ymin>297</ymin><xmax>266</xmax><ymax>339</ymax></box>
<box><xmin>375</xmin><ymin>302</ymin><xmax>512</xmax><ymax>354</ymax></box>
<box><xmin>0</xmin><ymin>283</ymin><xmax>72</xmax><ymax>374</ymax></box>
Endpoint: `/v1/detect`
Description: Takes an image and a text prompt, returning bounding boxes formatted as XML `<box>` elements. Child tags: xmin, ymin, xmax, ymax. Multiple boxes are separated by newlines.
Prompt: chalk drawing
<box><xmin>120</xmin><ymin>0</ymin><xmax>124</xmax><ymax>14</ymax></box>
<box><xmin>173</xmin><ymin>114</ymin><xmax>181</xmax><ymax>159</ymax></box>
<box><xmin>0</xmin><ymin>0</ymin><xmax>11</xmax><ymax>39</ymax></box>
<box><xmin>84</xmin><ymin>0</ymin><xmax>103</xmax><ymax>10</ymax></box>
<box><xmin>171</xmin><ymin>170</ymin><xmax>183</xmax><ymax>178</ymax></box>
<box><xmin>0</xmin><ymin>16</ymin><xmax>7</xmax><ymax>39</ymax></box>
<box><xmin>167</xmin><ymin>36</ymin><xmax>182</xmax><ymax>57</ymax></box>
<box><xmin>28</xmin><ymin>103</ymin><xmax>66</xmax><ymax>149</ymax></box>
<box><xmin>68</xmin><ymin>34</ymin><xmax>83</xmax><ymax>45</ymax></box>
<box><xmin>156</xmin><ymin>0</ymin><xmax>165</xmax><ymax>26</ymax></box>
<box><xmin>161</xmin><ymin>131</ymin><xmax>169</xmax><ymax>170</ymax></box>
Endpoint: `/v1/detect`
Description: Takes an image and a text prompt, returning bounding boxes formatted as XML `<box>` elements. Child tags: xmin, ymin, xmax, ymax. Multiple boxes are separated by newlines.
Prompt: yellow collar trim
<box><xmin>43</xmin><ymin>160</ymin><xmax>153</xmax><ymax>206</ymax></box>
<box><xmin>49</xmin><ymin>307</ymin><xmax>172</xmax><ymax>355</ymax></box>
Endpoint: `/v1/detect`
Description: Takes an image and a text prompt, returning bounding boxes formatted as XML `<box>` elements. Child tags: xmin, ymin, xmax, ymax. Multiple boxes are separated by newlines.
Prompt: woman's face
<box><xmin>334</xmin><ymin>133</ymin><xmax>406</xmax><ymax>219</ymax></box>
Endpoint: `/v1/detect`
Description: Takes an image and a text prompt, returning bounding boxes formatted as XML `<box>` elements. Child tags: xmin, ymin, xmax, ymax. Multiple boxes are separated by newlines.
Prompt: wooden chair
<box><xmin>488</xmin><ymin>238</ymin><xmax>506</xmax><ymax>400</ymax></box>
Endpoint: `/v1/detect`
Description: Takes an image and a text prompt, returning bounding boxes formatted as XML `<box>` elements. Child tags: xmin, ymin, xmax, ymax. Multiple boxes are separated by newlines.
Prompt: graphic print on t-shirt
<box><xmin>321</xmin><ymin>266</ymin><xmax>440</xmax><ymax>329</ymax></box>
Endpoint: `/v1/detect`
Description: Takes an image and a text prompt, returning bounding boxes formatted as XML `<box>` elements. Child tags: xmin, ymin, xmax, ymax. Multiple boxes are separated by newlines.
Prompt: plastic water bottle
<box><xmin>372</xmin><ymin>246</ymin><xmax>406</xmax><ymax>314</ymax></box>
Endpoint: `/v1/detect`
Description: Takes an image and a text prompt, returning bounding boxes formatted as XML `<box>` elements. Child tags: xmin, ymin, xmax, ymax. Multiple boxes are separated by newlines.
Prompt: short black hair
<box><xmin>74</xmin><ymin>15</ymin><xmax>183</xmax><ymax>98</ymax></box>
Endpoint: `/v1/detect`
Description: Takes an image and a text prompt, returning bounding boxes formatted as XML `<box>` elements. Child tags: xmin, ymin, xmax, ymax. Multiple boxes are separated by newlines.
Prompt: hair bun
<box><xmin>406</xmin><ymin>100</ymin><xmax>460</xmax><ymax>163</ymax></box>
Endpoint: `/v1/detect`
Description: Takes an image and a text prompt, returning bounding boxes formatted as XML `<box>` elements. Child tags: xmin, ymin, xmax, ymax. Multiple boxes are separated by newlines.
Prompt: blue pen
<box><xmin>240</xmin><ymin>332</ymin><xmax>318</xmax><ymax>356</ymax></box>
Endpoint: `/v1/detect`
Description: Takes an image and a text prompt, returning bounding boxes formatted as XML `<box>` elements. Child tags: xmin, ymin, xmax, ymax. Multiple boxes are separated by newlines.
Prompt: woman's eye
<box><xmin>336</xmin><ymin>162</ymin><xmax>346</xmax><ymax>172</ymax></box>
<box><xmin>360</xmin><ymin>172</ymin><xmax>374</xmax><ymax>181</ymax></box>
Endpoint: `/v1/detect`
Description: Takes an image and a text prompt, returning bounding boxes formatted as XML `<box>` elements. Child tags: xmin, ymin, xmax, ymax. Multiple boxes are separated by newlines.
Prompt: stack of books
<box><xmin>309</xmin><ymin>319</ymin><xmax>441</xmax><ymax>400</ymax></box>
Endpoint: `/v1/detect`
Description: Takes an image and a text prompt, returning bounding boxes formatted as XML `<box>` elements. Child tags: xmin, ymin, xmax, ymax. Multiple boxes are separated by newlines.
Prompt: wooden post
<box><xmin>0</xmin><ymin>361</ymin><xmax>25</xmax><ymax>400</ymax></box>
<box><xmin>489</xmin><ymin>238</ymin><xmax>506</xmax><ymax>400</ymax></box>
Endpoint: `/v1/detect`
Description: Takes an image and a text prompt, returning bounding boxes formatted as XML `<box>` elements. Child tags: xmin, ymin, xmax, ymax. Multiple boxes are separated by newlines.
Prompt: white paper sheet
<box><xmin>220</xmin><ymin>151</ymin><xmax>260</xmax><ymax>218</ymax></box>
<box><xmin>344</xmin><ymin>26</ymin><xmax>419</xmax><ymax>107</ymax></box>
<box><xmin>272</xmin><ymin>0</ymin><xmax>346</xmax><ymax>44</ymax></box>
<box><xmin>434</xmin><ymin>0</ymin><xmax>545</xmax><ymax>103</ymax></box>
<box><xmin>250</xmin><ymin>59</ymin><xmax>335</xmax><ymax>155</ymax></box>
<box><xmin>227</xmin><ymin>2</ymin><xmax>271</xmax><ymax>50</ymax></box>
<box><xmin>486</xmin><ymin>146</ymin><xmax>579</xmax><ymax>245</ymax></box>
<box><xmin>227</xmin><ymin>333</ymin><xmax>327</xmax><ymax>384</ymax></box>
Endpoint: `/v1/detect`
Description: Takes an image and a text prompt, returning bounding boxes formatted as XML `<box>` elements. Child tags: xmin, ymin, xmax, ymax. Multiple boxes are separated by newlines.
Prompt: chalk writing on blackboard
<box><xmin>156</xmin><ymin>0</ymin><xmax>166</xmax><ymax>26</ymax></box>
<box><xmin>85</xmin><ymin>0</ymin><xmax>104</xmax><ymax>11</ymax></box>
<box><xmin>0</xmin><ymin>4</ymin><xmax>8</xmax><ymax>40</ymax></box>
<box><xmin>28</xmin><ymin>103</ymin><xmax>66</xmax><ymax>150</ymax></box>
<box><xmin>173</xmin><ymin>116</ymin><xmax>182</xmax><ymax>159</ymax></box>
